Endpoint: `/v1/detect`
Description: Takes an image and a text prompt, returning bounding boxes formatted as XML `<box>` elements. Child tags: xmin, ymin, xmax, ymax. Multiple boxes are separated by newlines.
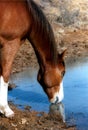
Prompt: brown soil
<box><xmin>0</xmin><ymin>0</ymin><xmax>88</xmax><ymax>130</ymax></box>
<box><xmin>0</xmin><ymin>103</ymin><xmax>76</xmax><ymax>130</ymax></box>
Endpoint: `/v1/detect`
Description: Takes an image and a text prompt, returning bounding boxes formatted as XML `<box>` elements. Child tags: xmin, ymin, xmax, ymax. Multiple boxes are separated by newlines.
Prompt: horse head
<box><xmin>37</xmin><ymin>50</ymin><xmax>66</xmax><ymax>104</ymax></box>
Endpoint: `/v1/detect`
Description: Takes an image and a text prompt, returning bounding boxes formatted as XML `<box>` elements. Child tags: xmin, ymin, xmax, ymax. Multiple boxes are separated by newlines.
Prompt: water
<box><xmin>9</xmin><ymin>68</ymin><xmax>50</xmax><ymax>112</ymax></box>
<box><xmin>9</xmin><ymin>58</ymin><xmax>88</xmax><ymax>129</ymax></box>
<box><xmin>63</xmin><ymin>59</ymin><xmax>88</xmax><ymax>129</ymax></box>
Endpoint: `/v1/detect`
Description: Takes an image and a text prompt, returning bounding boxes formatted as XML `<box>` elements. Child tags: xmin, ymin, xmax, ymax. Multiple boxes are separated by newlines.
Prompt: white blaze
<box><xmin>50</xmin><ymin>81</ymin><xmax>64</xmax><ymax>103</ymax></box>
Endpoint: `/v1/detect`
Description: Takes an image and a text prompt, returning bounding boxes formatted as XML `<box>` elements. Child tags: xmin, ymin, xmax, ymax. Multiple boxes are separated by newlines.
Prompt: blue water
<box><xmin>63</xmin><ymin>59</ymin><xmax>88</xmax><ymax>129</ymax></box>
<box><xmin>9</xmin><ymin>68</ymin><xmax>50</xmax><ymax>112</ymax></box>
<box><xmin>9</xmin><ymin>58</ymin><xmax>88</xmax><ymax>129</ymax></box>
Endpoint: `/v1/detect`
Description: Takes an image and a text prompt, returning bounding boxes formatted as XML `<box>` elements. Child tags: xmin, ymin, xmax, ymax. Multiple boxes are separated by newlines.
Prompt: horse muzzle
<box><xmin>50</xmin><ymin>82</ymin><xmax>64</xmax><ymax>104</ymax></box>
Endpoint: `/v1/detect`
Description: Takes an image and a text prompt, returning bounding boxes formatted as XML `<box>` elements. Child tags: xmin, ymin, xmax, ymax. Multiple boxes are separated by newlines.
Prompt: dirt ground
<box><xmin>0</xmin><ymin>0</ymin><xmax>88</xmax><ymax>130</ymax></box>
<box><xmin>0</xmin><ymin>102</ymin><xmax>76</xmax><ymax>130</ymax></box>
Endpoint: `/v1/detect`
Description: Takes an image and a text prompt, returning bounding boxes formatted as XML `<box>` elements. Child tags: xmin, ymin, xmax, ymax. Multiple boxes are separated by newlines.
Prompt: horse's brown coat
<box><xmin>0</xmin><ymin>0</ymin><xmax>65</xmax><ymax>104</ymax></box>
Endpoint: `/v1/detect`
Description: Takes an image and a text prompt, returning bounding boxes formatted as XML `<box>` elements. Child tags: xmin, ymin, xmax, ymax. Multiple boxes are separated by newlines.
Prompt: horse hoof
<box><xmin>5</xmin><ymin>110</ymin><xmax>14</xmax><ymax>118</ymax></box>
<box><xmin>0</xmin><ymin>105</ymin><xmax>14</xmax><ymax>118</ymax></box>
<box><xmin>5</xmin><ymin>106</ymin><xmax>14</xmax><ymax>118</ymax></box>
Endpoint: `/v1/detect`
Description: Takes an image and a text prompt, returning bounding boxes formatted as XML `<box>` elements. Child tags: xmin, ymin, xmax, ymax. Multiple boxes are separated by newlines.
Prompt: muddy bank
<box><xmin>0</xmin><ymin>103</ymin><xmax>75</xmax><ymax>130</ymax></box>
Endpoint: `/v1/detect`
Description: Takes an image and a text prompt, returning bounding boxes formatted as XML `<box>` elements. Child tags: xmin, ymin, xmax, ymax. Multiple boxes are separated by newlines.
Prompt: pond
<box><xmin>64</xmin><ymin>58</ymin><xmax>88</xmax><ymax>130</ymax></box>
<box><xmin>9</xmin><ymin>58</ymin><xmax>88</xmax><ymax>130</ymax></box>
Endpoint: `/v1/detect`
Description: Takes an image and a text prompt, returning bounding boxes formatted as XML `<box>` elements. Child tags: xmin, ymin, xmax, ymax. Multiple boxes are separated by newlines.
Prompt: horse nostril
<box><xmin>55</xmin><ymin>96</ymin><xmax>59</xmax><ymax>104</ymax></box>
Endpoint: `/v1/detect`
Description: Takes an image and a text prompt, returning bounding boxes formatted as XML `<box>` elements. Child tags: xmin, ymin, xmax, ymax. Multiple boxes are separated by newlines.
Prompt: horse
<box><xmin>0</xmin><ymin>0</ymin><xmax>66</xmax><ymax>118</ymax></box>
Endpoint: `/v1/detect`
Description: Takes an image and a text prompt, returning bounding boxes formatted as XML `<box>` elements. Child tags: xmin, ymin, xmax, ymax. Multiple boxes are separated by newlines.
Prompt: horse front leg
<box><xmin>0</xmin><ymin>38</ymin><xmax>21</xmax><ymax>118</ymax></box>
<box><xmin>0</xmin><ymin>76</ymin><xmax>14</xmax><ymax>117</ymax></box>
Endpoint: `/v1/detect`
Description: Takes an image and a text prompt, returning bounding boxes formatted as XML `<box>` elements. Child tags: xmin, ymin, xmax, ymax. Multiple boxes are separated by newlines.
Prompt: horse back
<box><xmin>0</xmin><ymin>1</ymin><xmax>31</xmax><ymax>40</ymax></box>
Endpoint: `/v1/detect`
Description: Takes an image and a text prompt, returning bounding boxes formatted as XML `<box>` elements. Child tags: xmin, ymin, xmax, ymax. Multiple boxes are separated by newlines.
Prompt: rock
<box><xmin>11</xmin><ymin>123</ymin><xmax>17</xmax><ymax>127</ymax></box>
<box><xmin>21</xmin><ymin>118</ymin><xmax>27</xmax><ymax>125</ymax></box>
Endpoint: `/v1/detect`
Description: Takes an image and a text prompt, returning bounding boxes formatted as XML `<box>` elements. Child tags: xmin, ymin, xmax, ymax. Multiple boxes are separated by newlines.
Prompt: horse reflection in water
<box><xmin>49</xmin><ymin>103</ymin><xmax>65</xmax><ymax>122</ymax></box>
<box><xmin>0</xmin><ymin>0</ymin><xmax>66</xmax><ymax>117</ymax></box>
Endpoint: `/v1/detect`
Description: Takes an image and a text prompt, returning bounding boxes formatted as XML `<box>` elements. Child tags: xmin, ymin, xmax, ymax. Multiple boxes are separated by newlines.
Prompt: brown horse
<box><xmin>0</xmin><ymin>0</ymin><xmax>66</xmax><ymax>118</ymax></box>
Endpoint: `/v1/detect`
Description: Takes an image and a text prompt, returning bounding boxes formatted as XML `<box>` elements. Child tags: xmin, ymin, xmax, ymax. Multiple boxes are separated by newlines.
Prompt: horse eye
<box><xmin>61</xmin><ymin>61</ymin><xmax>65</xmax><ymax>66</ymax></box>
<box><xmin>62</xmin><ymin>71</ymin><xmax>65</xmax><ymax>77</ymax></box>
<box><xmin>59</xmin><ymin>61</ymin><xmax>65</xmax><ymax>67</ymax></box>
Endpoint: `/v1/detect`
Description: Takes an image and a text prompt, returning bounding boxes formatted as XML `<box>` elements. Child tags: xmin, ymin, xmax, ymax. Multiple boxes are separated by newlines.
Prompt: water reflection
<box><xmin>49</xmin><ymin>102</ymin><xmax>65</xmax><ymax>122</ymax></box>
<box><xmin>9</xmin><ymin>68</ymin><xmax>49</xmax><ymax>111</ymax></box>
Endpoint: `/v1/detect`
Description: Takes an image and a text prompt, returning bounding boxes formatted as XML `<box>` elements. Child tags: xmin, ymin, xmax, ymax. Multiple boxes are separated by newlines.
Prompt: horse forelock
<box><xmin>27</xmin><ymin>0</ymin><xmax>58</xmax><ymax>65</ymax></box>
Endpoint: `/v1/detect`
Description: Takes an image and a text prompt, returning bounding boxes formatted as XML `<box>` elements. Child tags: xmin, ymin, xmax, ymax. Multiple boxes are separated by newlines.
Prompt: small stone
<box><xmin>11</xmin><ymin>123</ymin><xmax>17</xmax><ymax>127</ymax></box>
<box><xmin>21</xmin><ymin>118</ymin><xmax>27</xmax><ymax>124</ymax></box>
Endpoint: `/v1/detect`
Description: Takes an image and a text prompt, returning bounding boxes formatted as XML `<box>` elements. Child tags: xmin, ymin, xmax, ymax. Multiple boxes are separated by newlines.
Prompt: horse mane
<box><xmin>27</xmin><ymin>0</ymin><xmax>58</xmax><ymax>65</ymax></box>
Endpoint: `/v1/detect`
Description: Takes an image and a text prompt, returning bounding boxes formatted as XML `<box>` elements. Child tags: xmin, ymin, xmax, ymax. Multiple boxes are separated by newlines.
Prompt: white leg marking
<box><xmin>50</xmin><ymin>81</ymin><xmax>64</xmax><ymax>103</ymax></box>
<box><xmin>0</xmin><ymin>76</ymin><xmax>14</xmax><ymax>117</ymax></box>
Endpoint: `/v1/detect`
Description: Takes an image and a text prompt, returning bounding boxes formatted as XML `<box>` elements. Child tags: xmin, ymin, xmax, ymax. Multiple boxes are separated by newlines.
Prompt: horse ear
<box><xmin>58</xmin><ymin>49</ymin><xmax>67</xmax><ymax>60</ymax></box>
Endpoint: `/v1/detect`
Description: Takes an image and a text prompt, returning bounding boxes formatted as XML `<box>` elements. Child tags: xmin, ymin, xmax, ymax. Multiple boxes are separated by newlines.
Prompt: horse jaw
<box><xmin>50</xmin><ymin>81</ymin><xmax>64</xmax><ymax>104</ymax></box>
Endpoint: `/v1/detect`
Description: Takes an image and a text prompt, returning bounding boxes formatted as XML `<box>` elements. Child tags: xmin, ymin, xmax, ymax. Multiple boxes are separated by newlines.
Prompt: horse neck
<box><xmin>29</xmin><ymin>32</ymin><xmax>58</xmax><ymax>70</ymax></box>
<box><xmin>27</xmin><ymin>0</ymin><xmax>58</xmax><ymax>69</ymax></box>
